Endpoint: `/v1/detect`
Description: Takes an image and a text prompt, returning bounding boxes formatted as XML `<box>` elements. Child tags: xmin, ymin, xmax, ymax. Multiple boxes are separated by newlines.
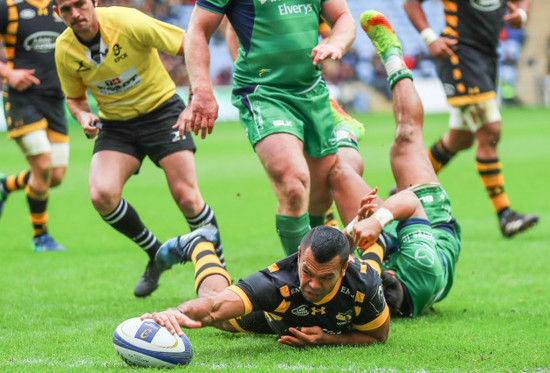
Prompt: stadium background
<box><xmin>1</xmin><ymin>0</ymin><xmax>550</xmax><ymax>127</ymax></box>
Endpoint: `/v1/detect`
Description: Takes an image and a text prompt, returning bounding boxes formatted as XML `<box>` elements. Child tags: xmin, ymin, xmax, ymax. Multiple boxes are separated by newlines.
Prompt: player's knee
<box><xmin>49</xmin><ymin>167</ymin><xmax>66</xmax><ymax>188</ymax></box>
<box><xmin>477</xmin><ymin>122</ymin><xmax>501</xmax><ymax>147</ymax></box>
<box><xmin>393</xmin><ymin>122</ymin><xmax>418</xmax><ymax>147</ymax></box>
<box><xmin>89</xmin><ymin>185</ymin><xmax>120</xmax><ymax>212</ymax></box>
<box><xmin>281</xmin><ymin>175</ymin><xmax>309</xmax><ymax>208</ymax></box>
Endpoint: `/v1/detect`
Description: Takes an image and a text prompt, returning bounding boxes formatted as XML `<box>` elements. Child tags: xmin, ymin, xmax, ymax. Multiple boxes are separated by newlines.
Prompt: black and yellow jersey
<box><xmin>0</xmin><ymin>0</ymin><xmax>66</xmax><ymax>95</ymax></box>
<box><xmin>422</xmin><ymin>0</ymin><xmax>507</xmax><ymax>56</ymax></box>
<box><xmin>229</xmin><ymin>253</ymin><xmax>388</xmax><ymax>335</ymax></box>
<box><xmin>55</xmin><ymin>6</ymin><xmax>184</xmax><ymax>120</ymax></box>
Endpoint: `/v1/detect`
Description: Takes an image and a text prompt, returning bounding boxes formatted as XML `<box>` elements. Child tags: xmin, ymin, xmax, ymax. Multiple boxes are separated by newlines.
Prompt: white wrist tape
<box><xmin>344</xmin><ymin>218</ymin><xmax>357</xmax><ymax>237</ymax></box>
<box><xmin>517</xmin><ymin>8</ymin><xmax>528</xmax><ymax>27</ymax></box>
<box><xmin>372</xmin><ymin>208</ymin><xmax>394</xmax><ymax>229</ymax></box>
<box><xmin>420</xmin><ymin>27</ymin><xmax>438</xmax><ymax>46</ymax></box>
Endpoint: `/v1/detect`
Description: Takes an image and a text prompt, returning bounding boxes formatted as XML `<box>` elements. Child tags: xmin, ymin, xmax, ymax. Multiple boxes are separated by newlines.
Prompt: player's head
<box><xmin>297</xmin><ymin>226</ymin><xmax>350</xmax><ymax>303</ymax></box>
<box><xmin>53</xmin><ymin>0</ymin><xmax>99</xmax><ymax>37</ymax></box>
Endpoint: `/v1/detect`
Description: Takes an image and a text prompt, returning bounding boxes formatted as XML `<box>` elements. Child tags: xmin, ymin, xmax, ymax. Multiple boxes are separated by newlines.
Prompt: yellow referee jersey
<box><xmin>55</xmin><ymin>6</ymin><xmax>184</xmax><ymax>120</ymax></box>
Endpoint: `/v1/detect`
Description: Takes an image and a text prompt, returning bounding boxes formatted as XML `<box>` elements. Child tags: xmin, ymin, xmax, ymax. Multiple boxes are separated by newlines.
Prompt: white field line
<box><xmin>3</xmin><ymin>358</ymin><xmax>391</xmax><ymax>371</ymax></box>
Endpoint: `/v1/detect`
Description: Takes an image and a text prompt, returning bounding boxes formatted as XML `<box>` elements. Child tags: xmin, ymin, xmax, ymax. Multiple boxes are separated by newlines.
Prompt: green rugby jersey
<box><xmin>197</xmin><ymin>0</ymin><xmax>328</xmax><ymax>90</ymax></box>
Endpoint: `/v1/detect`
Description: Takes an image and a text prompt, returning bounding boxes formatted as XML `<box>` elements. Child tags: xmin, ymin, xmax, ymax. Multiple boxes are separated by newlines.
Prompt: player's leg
<box><xmin>160</xmin><ymin>150</ymin><xmax>225</xmax><ymax>267</ymax></box>
<box><xmin>474</xmin><ymin>118</ymin><xmax>538</xmax><ymax>237</ymax></box>
<box><xmin>89</xmin><ymin>150</ymin><xmax>164</xmax><ymax>297</ymax></box>
<box><xmin>0</xmin><ymin>170</ymin><xmax>30</xmax><ymax>217</ymax></box>
<box><xmin>15</xmin><ymin>131</ymin><xmax>67</xmax><ymax>251</ymax></box>
<box><xmin>255</xmin><ymin>133</ymin><xmax>311</xmax><ymax>256</ymax></box>
<box><xmin>155</xmin><ymin>224</ymin><xmax>230</xmax><ymax>297</ymax></box>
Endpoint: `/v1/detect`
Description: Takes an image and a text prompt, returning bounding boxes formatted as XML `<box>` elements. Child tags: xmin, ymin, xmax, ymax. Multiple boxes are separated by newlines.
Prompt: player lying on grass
<box><xmin>347</xmin><ymin>11</ymin><xmax>462</xmax><ymax>318</ymax></box>
<box><xmin>142</xmin><ymin>224</ymin><xmax>389</xmax><ymax>347</ymax></box>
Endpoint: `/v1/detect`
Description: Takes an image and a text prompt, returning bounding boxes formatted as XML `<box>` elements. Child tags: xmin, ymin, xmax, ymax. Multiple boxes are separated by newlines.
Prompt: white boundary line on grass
<box><xmin>5</xmin><ymin>358</ymin><xmax>385</xmax><ymax>371</ymax></box>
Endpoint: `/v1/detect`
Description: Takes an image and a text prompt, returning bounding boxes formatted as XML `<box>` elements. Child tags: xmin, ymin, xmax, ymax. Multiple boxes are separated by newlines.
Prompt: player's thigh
<box><xmin>232</xmin><ymin>85</ymin><xmax>306</xmax><ymax>150</ymax></box>
<box><xmin>254</xmin><ymin>133</ymin><xmax>309</xmax><ymax>186</ymax></box>
<box><xmin>89</xmin><ymin>150</ymin><xmax>140</xmax><ymax>195</ymax></box>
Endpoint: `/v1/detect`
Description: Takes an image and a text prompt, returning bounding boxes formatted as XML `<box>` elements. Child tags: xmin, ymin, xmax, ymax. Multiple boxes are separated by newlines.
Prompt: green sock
<box><xmin>276</xmin><ymin>213</ymin><xmax>310</xmax><ymax>256</ymax></box>
<box><xmin>309</xmin><ymin>215</ymin><xmax>325</xmax><ymax>228</ymax></box>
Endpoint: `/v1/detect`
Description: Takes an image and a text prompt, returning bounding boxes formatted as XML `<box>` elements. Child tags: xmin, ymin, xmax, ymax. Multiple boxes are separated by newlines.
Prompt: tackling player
<box><xmin>403</xmin><ymin>0</ymin><xmax>537</xmax><ymax>238</ymax></box>
<box><xmin>348</xmin><ymin>11</ymin><xmax>461</xmax><ymax>318</ymax></box>
<box><xmin>53</xmin><ymin>0</ymin><xmax>223</xmax><ymax>297</ymax></box>
<box><xmin>0</xmin><ymin>0</ymin><xmax>68</xmax><ymax>251</ymax></box>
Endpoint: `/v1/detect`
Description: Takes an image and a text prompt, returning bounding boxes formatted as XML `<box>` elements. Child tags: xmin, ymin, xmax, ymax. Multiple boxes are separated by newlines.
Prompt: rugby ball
<box><xmin>113</xmin><ymin>317</ymin><xmax>193</xmax><ymax>368</ymax></box>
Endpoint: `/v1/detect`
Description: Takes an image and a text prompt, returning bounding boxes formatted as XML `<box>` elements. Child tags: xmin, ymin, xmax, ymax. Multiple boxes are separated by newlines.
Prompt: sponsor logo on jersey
<box><xmin>412</xmin><ymin>242</ymin><xmax>437</xmax><ymax>268</ymax></box>
<box><xmin>20</xmin><ymin>9</ymin><xmax>36</xmax><ymax>19</ymax></box>
<box><xmin>470</xmin><ymin>0</ymin><xmax>503</xmax><ymax>12</ymax></box>
<box><xmin>278</xmin><ymin>3</ymin><xmax>314</xmax><ymax>16</ymax></box>
<box><xmin>291</xmin><ymin>304</ymin><xmax>310</xmax><ymax>316</ymax></box>
<box><xmin>91</xmin><ymin>66</ymin><xmax>142</xmax><ymax>95</ymax></box>
<box><xmin>112</xmin><ymin>43</ymin><xmax>128</xmax><ymax>63</ymax></box>
<box><xmin>311</xmin><ymin>306</ymin><xmax>326</xmax><ymax>315</ymax></box>
<box><xmin>23</xmin><ymin>31</ymin><xmax>60</xmax><ymax>53</ymax></box>
<box><xmin>335</xmin><ymin>310</ymin><xmax>352</xmax><ymax>325</ymax></box>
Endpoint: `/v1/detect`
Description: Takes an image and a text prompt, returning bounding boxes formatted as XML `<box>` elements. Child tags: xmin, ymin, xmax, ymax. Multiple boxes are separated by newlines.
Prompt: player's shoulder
<box><xmin>346</xmin><ymin>257</ymin><xmax>382</xmax><ymax>290</ymax></box>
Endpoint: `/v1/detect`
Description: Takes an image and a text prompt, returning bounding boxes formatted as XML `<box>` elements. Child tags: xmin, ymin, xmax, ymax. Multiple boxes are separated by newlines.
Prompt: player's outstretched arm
<box><xmin>141</xmin><ymin>288</ymin><xmax>246</xmax><ymax>336</ymax></box>
<box><xmin>279</xmin><ymin>317</ymin><xmax>389</xmax><ymax>347</ymax></box>
<box><xmin>312</xmin><ymin>0</ymin><xmax>355</xmax><ymax>65</ymax></box>
<box><xmin>182</xmin><ymin>7</ymin><xmax>223</xmax><ymax>139</ymax></box>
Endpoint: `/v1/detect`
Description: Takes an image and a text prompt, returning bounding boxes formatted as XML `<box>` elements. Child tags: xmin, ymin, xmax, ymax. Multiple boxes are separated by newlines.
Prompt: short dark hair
<box><xmin>300</xmin><ymin>226</ymin><xmax>349</xmax><ymax>267</ymax></box>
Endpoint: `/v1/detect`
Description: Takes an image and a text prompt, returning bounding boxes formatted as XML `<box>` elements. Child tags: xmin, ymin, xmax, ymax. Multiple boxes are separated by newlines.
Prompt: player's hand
<box><xmin>140</xmin><ymin>309</ymin><xmax>202</xmax><ymax>337</ymax></box>
<box><xmin>311</xmin><ymin>42</ymin><xmax>344</xmax><ymax>66</ymax></box>
<box><xmin>352</xmin><ymin>216</ymin><xmax>382</xmax><ymax>250</ymax></box>
<box><xmin>357</xmin><ymin>187</ymin><xmax>380</xmax><ymax>220</ymax></box>
<box><xmin>278</xmin><ymin>326</ymin><xmax>325</xmax><ymax>347</ymax></box>
<box><xmin>7</xmin><ymin>69</ymin><xmax>40</xmax><ymax>91</ymax></box>
<box><xmin>173</xmin><ymin>105</ymin><xmax>193</xmax><ymax>139</ymax></box>
<box><xmin>428</xmin><ymin>37</ymin><xmax>457</xmax><ymax>59</ymax></box>
<box><xmin>186</xmin><ymin>89</ymin><xmax>218</xmax><ymax>139</ymax></box>
<box><xmin>504</xmin><ymin>2</ymin><xmax>525</xmax><ymax>29</ymax></box>
<box><xmin>78</xmin><ymin>112</ymin><xmax>101</xmax><ymax>139</ymax></box>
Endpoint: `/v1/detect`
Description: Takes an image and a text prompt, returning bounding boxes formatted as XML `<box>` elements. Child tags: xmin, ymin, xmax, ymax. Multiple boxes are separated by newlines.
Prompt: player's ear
<box><xmin>297</xmin><ymin>246</ymin><xmax>301</xmax><ymax>259</ymax></box>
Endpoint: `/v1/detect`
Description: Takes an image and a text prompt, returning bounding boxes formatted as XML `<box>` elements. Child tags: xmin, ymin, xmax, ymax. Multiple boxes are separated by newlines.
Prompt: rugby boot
<box><xmin>498</xmin><ymin>208</ymin><xmax>539</xmax><ymax>238</ymax></box>
<box><xmin>360</xmin><ymin>10</ymin><xmax>412</xmax><ymax>89</ymax></box>
<box><xmin>32</xmin><ymin>233</ymin><xmax>66</xmax><ymax>252</ymax></box>
<box><xmin>134</xmin><ymin>259</ymin><xmax>166</xmax><ymax>298</ymax></box>
<box><xmin>330</xmin><ymin>97</ymin><xmax>365</xmax><ymax>142</ymax></box>
<box><xmin>155</xmin><ymin>224</ymin><xmax>220</xmax><ymax>268</ymax></box>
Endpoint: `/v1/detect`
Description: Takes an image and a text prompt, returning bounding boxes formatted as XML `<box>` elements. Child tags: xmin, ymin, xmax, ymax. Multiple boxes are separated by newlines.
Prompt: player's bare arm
<box><xmin>352</xmin><ymin>189</ymin><xmax>426</xmax><ymax>249</ymax></box>
<box><xmin>65</xmin><ymin>96</ymin><xmax>100</xmax><ymax>139</ymax></box>
<box><xmin>279</xmin><ymin>316</ymin><xmax>389</xmax><ymax>347</ymax></box>
<box><xmin>0</xmin><ymin>61</ymin><xmax>40</xmax><ymax>91</ymax></box>
<box><xmin>403</xmin><ymin>0</ymin><xmax>456</xmax><ymax>59</ymax></box>
<box><xmin>141</xmin><ymin>289</ymin><xmax>246</xmax><ymax>336</ymax></box>
<box><xmin>504</xmin><ymin>0</ymin><xmax>530</xmax><ymax>29</ymax></box>
<box><xmin>312</xmin><ymin>0</ymin><xmax>355</xmax><ymax>65</ymax></box>
<box><xmin>182</xmin><ymin>7</ymin><xmax>223</xmax><ymax>139</ymax></box>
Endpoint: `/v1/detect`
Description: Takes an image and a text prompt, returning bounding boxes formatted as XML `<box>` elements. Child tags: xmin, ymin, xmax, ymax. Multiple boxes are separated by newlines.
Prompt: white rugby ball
<box><xmin>113</xmin><ymin>317</ymin><xmax>193</xmax><ymax>368</ymax></box>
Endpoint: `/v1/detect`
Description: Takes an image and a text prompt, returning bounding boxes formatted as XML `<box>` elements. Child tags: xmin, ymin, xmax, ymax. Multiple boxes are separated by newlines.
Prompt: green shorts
<box><xmin>383</xmin><ymin>185</ymin><xmax>461</xmax><ymax>316</ymax></box>
<box><xmin>231</xmin><ymin>82</ymin><xmax>338</xmax><ymax>158</ymax></box>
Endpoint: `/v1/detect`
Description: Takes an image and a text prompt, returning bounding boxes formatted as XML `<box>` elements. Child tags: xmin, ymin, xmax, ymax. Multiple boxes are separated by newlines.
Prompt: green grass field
<box><xmin>1</xmin><ymin>107</ymin><xmax>549</xmax><ymax>372</ymax></box>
